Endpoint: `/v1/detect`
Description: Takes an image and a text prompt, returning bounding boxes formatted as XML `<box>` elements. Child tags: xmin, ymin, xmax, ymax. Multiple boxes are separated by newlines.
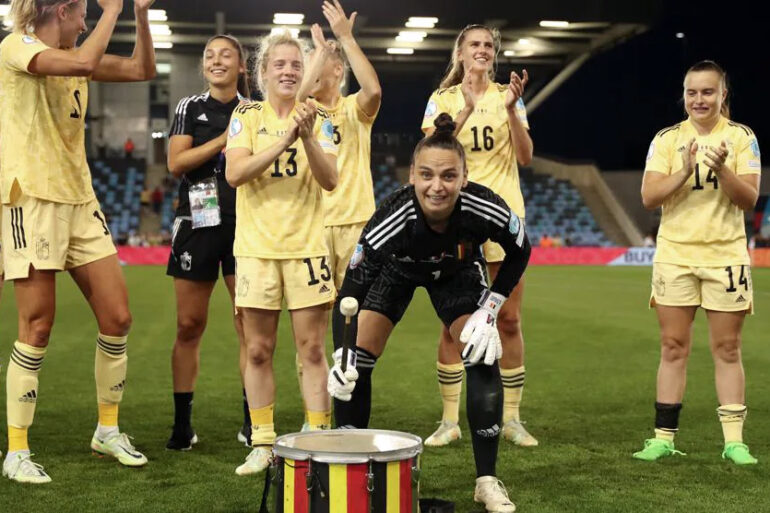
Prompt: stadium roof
<box><xmin>83</xmin><ymin>0</ymin><xmax>658</xmax><ymax>110</ymax></box>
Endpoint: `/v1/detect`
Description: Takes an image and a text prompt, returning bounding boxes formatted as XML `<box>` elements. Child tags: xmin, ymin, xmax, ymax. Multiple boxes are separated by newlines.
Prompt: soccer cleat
<box><xmin>2</xmin><ymin>453</ymin><xmax>52</xmax><ymax>484</ymax></box>
<box><xmin>235</xmin><ymin>447</ymin><xmax>272</xmax><ymax>476</ymax></box>
<box><xmin>91</xmin><ymin>432</ymin><xmax>148</xmax><ymax>467</ymax></box>
<box><xmin>300</xmin><ymin>422</ymin><xmax>311</xmax><ymax>432</ymax></box>
<box><xmin>474</xmin><ymin>476</ymin><xmax>516</xmax><ymax>512</ymax></box>
<box><xmin>424</xmin><ymin>421</ymin><xmax>462</xmax><ymax>447</ymax></box>
<box><xmin>632</xmin><ymin>438</ymin><xmax>685</xmax><ymax>461</ymax></box>
<box><xmin>722</xmin><ymin>442</ymin><xmax>758</xmax><ymax>465</ymax></box>
<box><xmin>502</xmin><ymin>420</ymin><xmax>538</xmax><ymax>447</ymax></box>
<box><xmin>236</xmin><ymin>424</ymin><xmax>251</xmax><ymax>448</ymax></box>
<box><xmin>166</xmin><ymin>426</ymin><xmax>199</xmax><ymax>451</ymax></box>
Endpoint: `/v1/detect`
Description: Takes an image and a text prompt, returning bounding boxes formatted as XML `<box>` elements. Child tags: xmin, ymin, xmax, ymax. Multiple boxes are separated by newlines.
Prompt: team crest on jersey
<box><xmin>508</xmin><ymin>212</ymin><xmax>521</xmax><ymax>235</ymax></box>
<box><xmin>349</xmin><ymin>244</ymin><xmax>364</xmax><ymax>269</ymax></box>
<box><xmin>36</xmin><ymin>237</ymin><xmax>50</xmax><ymax>260</ymax></box>
<box><xmin>22</xmin><ymin>36</ymin><xmax>36</xmax><ymax>44</ymax></box>
<box><xmin>229</xmin><ymin>118</ymin><xmax>243</xmax><ymax>138</ymax></box>
<box><xmin>750</xmin><ymin>138</ymin><xmax>761</xmax><ymax>158</ymax></box>
<box><xmin>181</xmin><ymin>251</ymin><xmax>192</xmax><ymax>271</ymax></box>
<box><xmin>424</xmin><ymin>100</ymin><xmax>437</xmax><ymax>118</ymax></box>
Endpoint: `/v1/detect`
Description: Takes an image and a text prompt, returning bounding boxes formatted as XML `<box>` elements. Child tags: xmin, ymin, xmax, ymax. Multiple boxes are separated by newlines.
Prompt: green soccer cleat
<box><xmin>632</xmin><ymin>438</ymin><xmax>685</xmax><ymax>461</ymax></box>
<box><xmin>91</xmin><ymin>432</ymin><xmax>148</xmax><ymax>467</ymax></box>
<box><xmin>722</xmin><ymin>442</ymin><xmax>758</xmax><ymax>465</ymax></box>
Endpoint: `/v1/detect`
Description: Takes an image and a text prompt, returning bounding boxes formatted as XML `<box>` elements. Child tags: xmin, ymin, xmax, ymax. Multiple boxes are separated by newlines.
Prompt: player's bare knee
<box><xmin>25</xmin><ymin>317</ymin><xmax>54</xmax><ymax>347</ymax></box>
<box><xmin>496</xmin><ymin>311</ymin><xmax>522</xmax><ymax>338</ymax></box>
<box><xmin>176</xmin><ymin>316</ymin><xmax>207</xmax><ymax>345</ymax></box>
<box><xmin>298</xmin><ymin>342</ymin><xmax>326</xmax><ymax>367</ymax></box>
<box><xmin>246</xmin><ymin>342</ymin><xmax>274</xmax><ymax>367</ymax></box>
<box><xmin>660</xmin><ymin>334</ymin><xmax>690</xmax><ymax>363</ymax></box>
<box><xmin>102</xmin><ymin>308</ymin><xmax>132</xmax><ymax>336</ymax></box>
<box><xmin>712</xmin><ymin>336</ymin><xmax>741</xmax><ymax>363</ymax></box>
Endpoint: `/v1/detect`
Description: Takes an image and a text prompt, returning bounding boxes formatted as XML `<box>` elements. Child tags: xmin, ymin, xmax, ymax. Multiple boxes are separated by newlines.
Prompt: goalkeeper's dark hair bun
<box><xmin>433</xmin><ymin>113</ymin><xmax>456</xmax><ymax>138</ymax></box>
<box><xmin>411</xmin><ymin>112</ymin><xmax>467</xmax><ymax>166</ymax></box>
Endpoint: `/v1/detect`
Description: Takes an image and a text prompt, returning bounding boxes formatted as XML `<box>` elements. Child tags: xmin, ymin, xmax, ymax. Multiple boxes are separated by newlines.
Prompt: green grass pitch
<box><xmin>0</xmin><ymin>266</ymin><xmax>768</xmax><ymax>512</ymax></box>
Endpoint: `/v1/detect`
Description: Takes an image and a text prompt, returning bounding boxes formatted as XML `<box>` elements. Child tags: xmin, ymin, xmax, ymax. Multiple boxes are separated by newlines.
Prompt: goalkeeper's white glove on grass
<box><xmin>460</xmin><ymin>290</ymin><xmax>505</xmax><ymax>365</ymax></box>
<box><xmin>327</xmin><ymin>347</ymin><xmax>359</xmax><ymax>401</ymax></box>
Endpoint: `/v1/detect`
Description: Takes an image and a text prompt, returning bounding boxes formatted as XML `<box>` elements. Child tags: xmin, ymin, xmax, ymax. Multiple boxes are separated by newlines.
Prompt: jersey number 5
<box><xmin>271</xmin><ymin>148</ymin><xmax>298</xmax><ymax>177</ymax></box>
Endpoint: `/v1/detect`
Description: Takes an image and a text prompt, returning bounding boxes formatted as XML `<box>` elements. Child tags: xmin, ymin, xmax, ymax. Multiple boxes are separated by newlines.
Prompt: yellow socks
<box><xmin>98</xmin><ymin>403</ymin><xmax>119</xmax><ymax>427</ymax></box>
<box><xmin>501</xmin><ymin>366</ymin><xmax>525</xmax><ymax>423</ymax></box>
<box><xmin>95</xmin><ymin>334</ymin><xmax>127</xmax><ymax>405</ymax></box>
<box><xmin>249</xmin><ymin>404</ymin><xmax>277</xmax><ymax>447</ymax></box>
<box><xmin>8</xmin><ymin>426</ymin><xmax>29</xmax><ymax>453</ymax></box>
<box><xmin>307</xmin><ymin>410</ymin><xmax>332</xmax><ymax>430</ymax></box>
<box><xmin>437</xmin><ymin>362</ymin><xmax>464</xmax><ymax>424</ymax></box>
<box><xmin>718</xmin><ymin>404</ymin><xmax>747</xmax><ymax>443</ymax></box>
<box><xmin>6</xmin><ymin>341</ymin><xmax>46</xmax><ymax>451</ymax></box>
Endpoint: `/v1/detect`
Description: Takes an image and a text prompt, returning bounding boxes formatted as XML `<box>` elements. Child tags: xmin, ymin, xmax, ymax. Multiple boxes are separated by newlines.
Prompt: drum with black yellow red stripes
<box><xmin>273</xmin><ymin>430</ymin><xmax>422</xmax><ymax>513</ymax></box>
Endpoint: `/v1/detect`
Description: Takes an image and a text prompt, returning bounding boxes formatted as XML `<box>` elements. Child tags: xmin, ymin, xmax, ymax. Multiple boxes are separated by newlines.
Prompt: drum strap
<box><xmin>258</xmin><ymin>465</ymin><xmax>271</xmax><ymax>513</ymax></box>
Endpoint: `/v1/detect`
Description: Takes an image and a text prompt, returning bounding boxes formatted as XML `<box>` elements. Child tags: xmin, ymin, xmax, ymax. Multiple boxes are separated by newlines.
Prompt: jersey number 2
<box><xmin>70</xmin><ymin>90</ymin><xmax>83</xmax><ymax>119</ymax></box>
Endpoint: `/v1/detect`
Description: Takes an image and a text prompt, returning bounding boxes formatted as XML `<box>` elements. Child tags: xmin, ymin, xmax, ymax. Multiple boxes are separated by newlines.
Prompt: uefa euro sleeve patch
<box><xmin>424</xmin><ymin>100</ymin><xmax>437</xmax><ymax>118</ymax></box>
<box><xmin>508</xmin><ymin>211</ymin><xmax>521</xmax><ymax>235</ymax></box>
<box><xmin>646</xmin><ymin>141</ymin><xmax>655</xmax><ymax>161</ymax></box>
<box><xmin>349</xmin><ymin>244</ymin><xmax>364</xmax><ymax>269</ymax></box>
<box><xmin>229</xmin><ymin>118</ymin><xmax>242</xmax><ymax>138</ymax></box>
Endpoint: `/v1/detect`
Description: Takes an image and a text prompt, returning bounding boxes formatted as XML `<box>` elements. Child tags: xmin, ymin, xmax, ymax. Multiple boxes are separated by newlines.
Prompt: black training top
<box><xmin>344</xmin><ymin>181</ymin><xmax>531</xmax><ymax>299</ymax></box>
<box><xmin>169</xmin><ymin>92</ymin><xmax>245</xmax><ymax>224</ymax></box>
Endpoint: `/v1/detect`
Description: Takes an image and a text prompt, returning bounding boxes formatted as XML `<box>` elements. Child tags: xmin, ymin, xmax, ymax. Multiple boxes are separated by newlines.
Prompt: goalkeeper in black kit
<box><xmin>327</xmin><ymin>113</ymin><xmax>530</xmax><ymax>513</ymax></box>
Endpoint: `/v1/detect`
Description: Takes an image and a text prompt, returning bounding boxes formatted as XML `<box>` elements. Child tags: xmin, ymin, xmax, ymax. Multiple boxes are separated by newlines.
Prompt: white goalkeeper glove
<box><xmin>327</xmin><ymin>347</ymin><xmax>359</xmax><ymax>402</ymax></box>
<box><xmin>460</xmin><ymin>290</ymin><xmax>505</xmax><ymax>365</ymax></box>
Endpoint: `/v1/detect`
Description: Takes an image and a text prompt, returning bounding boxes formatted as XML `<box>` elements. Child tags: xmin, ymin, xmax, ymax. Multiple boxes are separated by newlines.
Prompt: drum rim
<box><xmin>273</xmin><ymin>429</ymin><xmax>423</xmax><ymax>464</ymax></box>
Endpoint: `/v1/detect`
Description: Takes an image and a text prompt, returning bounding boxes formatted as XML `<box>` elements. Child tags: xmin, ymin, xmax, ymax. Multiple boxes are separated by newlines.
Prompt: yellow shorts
<box><xmin>651</xmin><ymin>262</ymin><xmax>753</xmax><ymax>313</ymax></box>
<box><xmin>481</xmin><ymin>220</ymin><xmax>525</xmax><ymax>264</ymax></box>
<box><xmin>1</xmin><ymin>193</ymin><xmax>116</xmax><ymax>281</ymax></box>
<box><xmin>325</xmin><ymin>222</ymin><xmax>366</xmax><ymax>289</ymax></box>
<box><xmin>234</xmin><ymin>256</ymin><xmax>336</xmax><ymax>310</ymax></box>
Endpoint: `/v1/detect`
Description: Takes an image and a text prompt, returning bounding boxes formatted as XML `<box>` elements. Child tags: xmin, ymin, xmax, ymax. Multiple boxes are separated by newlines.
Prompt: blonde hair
<box><xmin>685</xmin><ymin>60</ymin><xmax>730</xmax><ymax>119</ymax></box>
<box><xmin>255</xmin><ymin>30</ymin><xmax>307</xmax><ymax>99</ymax></box>
<box><xmin>204</xmin><ymin>35</ymin><xmax>252</xmax><ymax>98</ymax></box>
<box><xmin>439</xmin><ymin>24</ymin><xmax>501</xmax><ymax>89</ymax></box>
<box><xmin>7</xmin><ymin>0</ymin><xmax>82</xmax><ymax>34</ymax></box>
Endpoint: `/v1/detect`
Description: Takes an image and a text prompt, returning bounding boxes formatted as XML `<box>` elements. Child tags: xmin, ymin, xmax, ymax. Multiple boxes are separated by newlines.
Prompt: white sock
<box><xmin>4</xmin><ymin>449</ymin><xmax>30</xmax><ymax>465</ymax></box>
<box><xmin>95</xmin><ymin>424</ymin><xmax>119</xmax><ymax>440</ymax></box>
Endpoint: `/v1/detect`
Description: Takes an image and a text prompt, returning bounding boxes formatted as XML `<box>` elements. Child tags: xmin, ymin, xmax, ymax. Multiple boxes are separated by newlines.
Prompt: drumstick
<box><xmin>339</xmin><ymin>297</ymin><xmax>359</xmax><ymax>373</ymax></box>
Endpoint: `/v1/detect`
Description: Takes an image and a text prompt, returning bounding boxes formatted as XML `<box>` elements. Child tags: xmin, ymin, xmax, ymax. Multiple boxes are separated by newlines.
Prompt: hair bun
<box><xmin>433</xmin><ymin>113</ymin><xmax>456</xmax><ymax>137</ymax></box>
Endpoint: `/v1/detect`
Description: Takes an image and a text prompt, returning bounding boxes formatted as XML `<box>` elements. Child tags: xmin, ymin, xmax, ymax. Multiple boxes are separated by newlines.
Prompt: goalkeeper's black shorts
<box><xmin>361</xmin><ymin>258</ymin><xmax>488</xmax><ymax>327</ymax></box>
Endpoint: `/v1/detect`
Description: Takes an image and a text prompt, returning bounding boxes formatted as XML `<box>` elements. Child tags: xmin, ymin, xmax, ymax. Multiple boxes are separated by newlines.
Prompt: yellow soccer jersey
<box><xmin>422</xmin><ymin>82</ymin><xmax>529</xmax><ymax>217</ymax></box>
<box><xmin>645</xmin><ymin>115</ymin><xmax>761</xmax><ymax>266</ymax></box>
<box><xmin>320</xmin><ymin>93</ymin><xmax>377</xmax><ymax>226</ymax></box>
<box><xmin>226</xmin><ymin>100</ymin><xmax>338</xmax><ymax>259</ymax></box>
<box><xmin>0</xmin><ymin>34</ymin><xmax>94</xmax><ymax>204</ymax></box>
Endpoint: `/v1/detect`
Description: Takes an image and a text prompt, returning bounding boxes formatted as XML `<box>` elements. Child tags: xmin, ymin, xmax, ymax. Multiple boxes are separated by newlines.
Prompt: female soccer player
<box><xmin>634</xmin><ymin>60</ymin><xmax>760</xmax><ymax>465</ymax></box>
<box><xmin>225</xmin><ymin>31</ymin><xmax>338</xmax><ymax>476</ymax></box>
<box><xmin>421</xmin><ymin>24</ymin><xmax>536</xmax><ymax>447</ymax></box>
<box><xmin>329</xmin><ymin>114</ymin><xmax>530</xmax><ymax>512</ymax></box>
<box><xmin>165</xmin><ymin>35</ymin><xmax>251</xmax><ymax>450</ymax></box>
<box><xmin>0</xmin><ymin>0</ymin><xmax>156</xmax><ymax>483</ymax></box>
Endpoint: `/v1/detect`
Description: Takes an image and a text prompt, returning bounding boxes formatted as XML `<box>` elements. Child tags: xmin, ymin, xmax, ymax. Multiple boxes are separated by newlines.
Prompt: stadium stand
<box><xmin>90</xmin><ymin>158</ymin><xmax>145</xmax><ymax>238</ymax></box>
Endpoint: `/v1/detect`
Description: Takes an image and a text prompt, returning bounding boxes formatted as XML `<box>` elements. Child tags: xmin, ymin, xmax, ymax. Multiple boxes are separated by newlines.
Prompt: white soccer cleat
<box><xmin>237</xmin><ymin>425</ymin><xmax>251</xmax><ymax>447</ymax></box>
<box><xmin>502</xmin><ymin>420</ymin><xmax>539</xmax><ymax>447</ymax></box>
<box><xmin>474</xmin><ymin>476</ymin><xmax>516</xmax><ymax>512</ymax></box>
<box><xmin>235</xmin><ymin>447</ymin><xmax>272</xmax><ymax>476</ymax></box>
<box><xmin>91</xmin><ymin>432</ymin><xmax>148</xmax><ymax>467</ymax></box>
<box><xmin>2</xmin><ymin>452</ymin><xmax>52</xmax><ymax>484</ymax></box>
<box><xmin>424</xmin><ymin>421</ymin><xmax>462</xmax><ymax>447</ymax></box>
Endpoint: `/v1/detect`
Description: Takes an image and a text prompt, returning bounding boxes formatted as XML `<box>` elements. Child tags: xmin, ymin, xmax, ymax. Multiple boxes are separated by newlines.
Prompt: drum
<box><xmin>272</xmin><ymin>429</ymin><xmax>422</xmax><ymax>513</ymax></box>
